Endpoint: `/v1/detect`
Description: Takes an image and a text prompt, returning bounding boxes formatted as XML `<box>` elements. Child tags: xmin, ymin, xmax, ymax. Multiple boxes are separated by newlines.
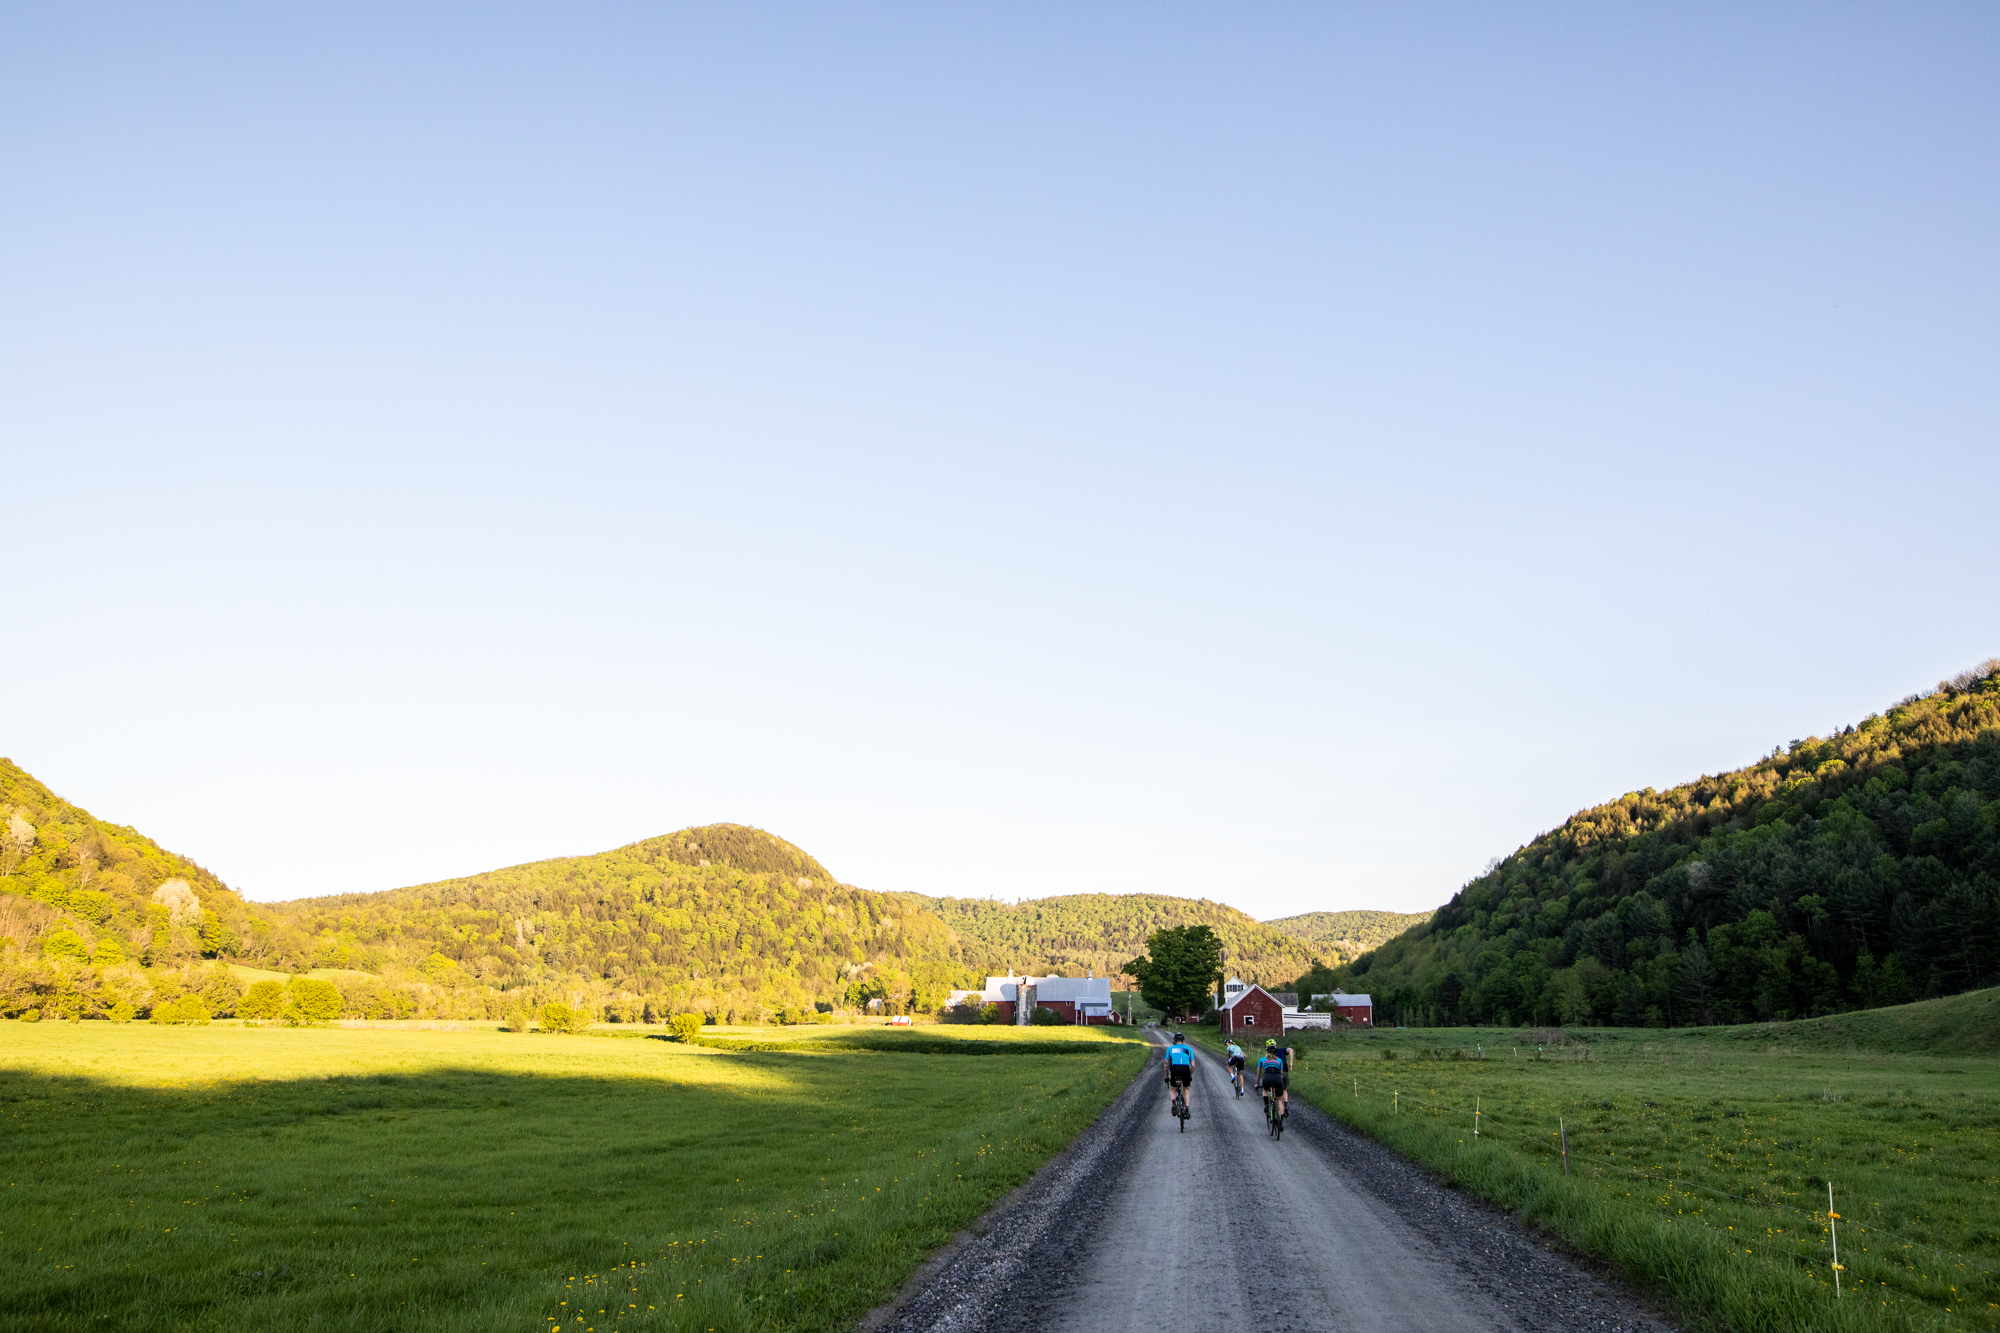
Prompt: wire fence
<box><xmin>1324</xmin><ymin>1072</ymin><xmax>1997</xmax><ymax>1332</ymax></box>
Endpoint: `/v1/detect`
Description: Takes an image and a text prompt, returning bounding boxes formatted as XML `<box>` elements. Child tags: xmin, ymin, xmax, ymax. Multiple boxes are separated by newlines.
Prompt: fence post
<box><xmin>1559</xmin><ymin>1116</ymin><xmax>1570</xmax><ymax>1177</ymax></box>
<box><xmin>1394</xmin><ymin>1090</ymin><xmax>1398</xmax><ymax>1115</ymax></box>
<box><xmin>1474</xmin><ymin>1096</ymin><xmax>1480</xmax><ymax>1137</ymax></box>
<box><xmin>1828</xmin><ymin>1181</ymin><xmax>1842</xmax><ymax>1299</ymax></box>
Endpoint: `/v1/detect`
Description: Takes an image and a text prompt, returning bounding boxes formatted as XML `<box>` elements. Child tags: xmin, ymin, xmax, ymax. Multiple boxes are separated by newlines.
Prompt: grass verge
<box><xmin>0</xmin><ymin>1021</ymin><xmax>1147</xmax><ymax>1332</ymax></box>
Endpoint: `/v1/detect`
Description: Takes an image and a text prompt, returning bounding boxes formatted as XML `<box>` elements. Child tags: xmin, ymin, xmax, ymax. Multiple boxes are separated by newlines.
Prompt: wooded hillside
<box><xmin>0</xmin><ymin>759</ymin><xmax>280</xmax><ymax>968</ymax></box>
<box><xmin>1292</xmin><ymin>661</ymin><xmax>2000</xmax><ymax>1028</ymax></box>
<box><xmin>271</xmin><ymin>824</ymin><xmax>969</xmax><ymax>1021</ymax></box>
<box><xmin>901</xmin><ymin>892</ymin><xmax>1330</xmax><ymax>986</ymax></box>
<box><xmin>1265</xmin><ymin>909</ymin><xmax>1434</xmax><ymax>957</ymax></box>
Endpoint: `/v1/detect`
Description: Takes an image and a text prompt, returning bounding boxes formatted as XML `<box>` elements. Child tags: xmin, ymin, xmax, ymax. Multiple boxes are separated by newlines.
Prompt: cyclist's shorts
<box><xmin>1168</xmin><ymin>1066</ymin><xmax>1193</xmax><ymax>1086</ymax></box>
<box><xmin>1227</xmin><ymin>1055</ymin><xmax>1245</xmax><ymax>1069</ymax></box>
<box><xmin>1259</xmin><ymin>1069</ymin><xmax>1288</xmax><ymax>1091</ymax></box>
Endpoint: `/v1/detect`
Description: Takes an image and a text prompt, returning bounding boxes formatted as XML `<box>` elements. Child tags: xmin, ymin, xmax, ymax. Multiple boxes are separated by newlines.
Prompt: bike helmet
<box><xmin>1265</xmin><ymin>1038</ymin><xmax>1277</xmax><ymax>1047</ymax></box>
<box><xmin>1172</xmin><ymin>1032</ymin><xmax>1185</xmax><ymax>1042</ymax></box>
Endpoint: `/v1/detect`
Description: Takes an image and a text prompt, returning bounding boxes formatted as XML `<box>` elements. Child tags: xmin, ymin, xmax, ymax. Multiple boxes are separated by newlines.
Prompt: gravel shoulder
<box><xmin>871</xmin><ymin>1033</ymin><xmax>1679</xmax><ymax>1333</ymax></box>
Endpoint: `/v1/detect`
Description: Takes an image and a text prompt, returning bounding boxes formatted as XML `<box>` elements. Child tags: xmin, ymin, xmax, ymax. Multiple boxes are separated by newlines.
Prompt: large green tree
<box><xmin>1125</xmin><ymin>924</ymin><xmax>1224</xmax><ymax>1020</ymax></box>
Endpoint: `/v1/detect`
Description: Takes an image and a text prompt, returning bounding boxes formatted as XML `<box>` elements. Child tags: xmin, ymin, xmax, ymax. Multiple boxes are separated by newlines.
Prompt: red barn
<box><xmin>1218</xmin><ymin>981</ymin><xmax>1285</xmax><ymax>1038</ymax></box>
<box><xmin>1310</xmin><ymin>991</ymin><xmax>1375</xmax><ymax>1028</ymax></box>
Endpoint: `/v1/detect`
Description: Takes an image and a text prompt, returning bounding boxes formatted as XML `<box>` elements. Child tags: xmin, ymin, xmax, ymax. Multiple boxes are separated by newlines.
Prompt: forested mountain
<box><xmin>0</xmin><ymin>759</ymin><xmax>280</xmax><ymax>968</ymax></box>
<box><xmin>0</xmin><ymin>771</ymin><xmax>1344</xmax><ymax>1025</ymax></box>
<box><xmin>1292</xmin><ymin>662</ymin><xmax>2000</xmax><ymax>1028</ymax></box>
<box><xmin>1265</xmin><ymin>909</ymin><xmax>1434</xmax><ymax>956</ymax></box>
<box><xmin>900</xmin><ymin>892</ymin><xmax>1330</xmax><ymax>986</ymax></box>
<box><xmin>271</xmin><ymin>824</ymin><xmax>969</xmax><ymax>1021</ymax></box>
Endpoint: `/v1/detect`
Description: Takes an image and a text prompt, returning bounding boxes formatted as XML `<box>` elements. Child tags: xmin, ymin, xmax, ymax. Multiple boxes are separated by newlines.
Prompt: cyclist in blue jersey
<box><xmin>1163</xmin><ymin>1032</ymin><xmax>1196</xmax><ymax>1118</ymax></box>
<box><xmin>1257</xmin><ymin>1038</ymin><xmax>1292</xmax><ymax>1120</ymax></box>
<box><xmin>1224</xmin><ymin>1040</ymin><xmax>1247</xmax><ymax>1096</ymax></box>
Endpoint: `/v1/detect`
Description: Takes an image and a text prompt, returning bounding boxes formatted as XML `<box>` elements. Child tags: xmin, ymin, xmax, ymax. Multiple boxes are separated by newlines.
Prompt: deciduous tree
<box><xmin>1123</xmin><ymin>924</ymin><xmax>1224</xmax><ymax>1020</ymax></box>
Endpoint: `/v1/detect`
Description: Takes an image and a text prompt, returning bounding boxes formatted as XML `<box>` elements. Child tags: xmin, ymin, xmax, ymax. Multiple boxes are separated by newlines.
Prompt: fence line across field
<box><xmin>1360</xmin><ymin>1076</ymin><xmax>1999</xmax><ymax>1280</ymax></box>
<box><xmin>1336</xmin><ymin>1072</ymin><xmax>1992</xmax><ymax>1328</ymax></box>
<box><xmin>1329</xmin><ymin>1072</ymin><xmax>1997</xmax><ymax>1330</ymax></box>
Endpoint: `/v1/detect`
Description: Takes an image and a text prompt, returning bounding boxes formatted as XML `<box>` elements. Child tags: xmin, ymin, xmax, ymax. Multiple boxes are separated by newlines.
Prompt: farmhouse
<box><xmin>950</xmin><ymin>973</ymin><xmax>1117</xmax><ymax>1025</ymax></box>
<box><xmin>1217</xmin><ymin>977</ymin><xmax>1285</xmax><ymax>1037</ymax></box>
<box><xmin>1308</xmin><ymin>991</ymin><xmax>1375</xmax><ymax>1028</ymax></box>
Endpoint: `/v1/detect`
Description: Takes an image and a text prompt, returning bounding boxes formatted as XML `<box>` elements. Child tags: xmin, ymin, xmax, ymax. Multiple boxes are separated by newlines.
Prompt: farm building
<box><xmin>1308</xmin><ymin>991</ymin><xmax>1375</xmax><ymax>1027</ymax></box>
<box><xmin>950</xmin><ymin>974</ymin><xmax>1117</xmax><ymax>1025</ymax></box>
<box><xmin>1217</xmin><ymin>978</ymin><xmax>1286</xmax><ymax>1037</ymax></box>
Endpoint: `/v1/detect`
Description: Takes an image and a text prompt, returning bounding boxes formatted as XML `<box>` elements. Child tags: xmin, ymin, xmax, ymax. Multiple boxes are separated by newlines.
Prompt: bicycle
<box><xmin>1262</xmin><ymin>1086</ymin><xmax>1285</xmax><ymax>1140</ymax></box>
<box><xmin>1229</xmin><ymin>1064</ymin><xmax>1243</xmax><ymax>1098</ymax></box>
<box><xmin>1172</xmin><ymin>1082</ymin><xmax>1190</xmax><ymax>1131</ymax></box>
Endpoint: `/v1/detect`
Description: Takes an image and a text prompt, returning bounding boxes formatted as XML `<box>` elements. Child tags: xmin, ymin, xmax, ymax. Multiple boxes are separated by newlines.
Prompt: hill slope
<box><xmin>1697</xmin><ymin>984</ymin><xmax>2000</xmax><ymax>1056</ymax></box>
<box><xmin>1295</xmin><ymin>661</ymin><xmax>2000</xmax><ymax>1027</ymax></box>
<box><xmin>0</xmin><ymin>759</ymin><xmax>281</xmax><ymax>967</ymax></box>
<box><xmin>1266</xmin><ymin>909</ymin><xmax>1434</xmax><ymax>956</ymax></box>
<box><xmin>900</xmin><ymin>892</ymin><xmax>1330</xmax><ymax>985</ymax></box>
<box><xmin>270</xmin><ymin>824</ymin><xmax>967</xmax><ymax>1020</ymax></box>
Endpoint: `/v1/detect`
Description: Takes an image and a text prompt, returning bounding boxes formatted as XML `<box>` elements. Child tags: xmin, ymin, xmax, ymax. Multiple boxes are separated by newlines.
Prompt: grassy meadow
<box><xmin>0</xmin><ymin>1020</ymin><xmax>1147</xmax><ymax>1333</ymax></box>
<box><xmin>1213</xmin><ymin>989</ymin><xmax>2000</xmax><ymax>1333</ymax></box>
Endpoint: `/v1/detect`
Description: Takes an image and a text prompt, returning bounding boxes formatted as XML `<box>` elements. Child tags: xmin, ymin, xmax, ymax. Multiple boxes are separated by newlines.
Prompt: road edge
<box><xmin>857</xmin><ymin>1031</ymin><xmax>1164</xmax><ymax>1333</ymax></box>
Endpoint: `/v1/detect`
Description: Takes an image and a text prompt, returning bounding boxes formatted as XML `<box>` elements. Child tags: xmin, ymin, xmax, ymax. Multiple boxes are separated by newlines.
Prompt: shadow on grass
<box><xmin>0</xmin><ymin>1042</ymin><xmax>1145</xmax><ymax>1333</ymax></box>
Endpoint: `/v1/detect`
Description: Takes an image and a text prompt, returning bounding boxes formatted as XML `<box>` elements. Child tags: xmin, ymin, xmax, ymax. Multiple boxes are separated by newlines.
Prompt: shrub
<box><xmin>977</xmin><ymin>1004</ymin><xmax>1001</xmax><ymax>1025</ymax></box>
<box><xmin>199</xmin><ymin>966</ymin><xmax>244</xmax><ymax>1017</ymax></box>
<box><xmin>241</xmin><ymin>980</ymin><xmax>285</xmax><ymax>1021</ymax></box>
<box><xmin>107</xmin><ymin>1000</ymin><xmax>135</xmax><ymax>1024</ymax></box>
<box><xmin>669</xmin><ymin>1012</ymin><xmax>705</xmax><ymax>1043</ymax></box>
<box><xmin>284</xmin><ymin>977</ymin><xmax>343</xmax><ymax>1025</ymax></box>
<box><xmin>91</xmin><ymin>937</ymin><xmax>125</xmax><ymax>966</ymax></box>
<box><xmin>499</xmin><ymin>1005</ymin><xmax>531</xmax><ymax>1032</ymax></box>
<box><xmin>539</xmin><ymin>1002</ymin><xmax>589</xmax><ymax>1034</ymax></box>
<box><xmin>18</xmin><ymin>1007</ymin><xmax>41</xmax><ymax>1022</ymax></box>
<box><xmin>1029</xmin><ymin>1006</ymin><xmax>1062</xmax><ymax>1026</ymax></box>
<box><xmin>153</xmin><ymin>995</ymin><xmax>212</xmax><ymax>1025</ymax></box>
<box><xmin>359</xmin><ymin>986</ymin><xmax>417</xmax><ymax>1020</ymax></box>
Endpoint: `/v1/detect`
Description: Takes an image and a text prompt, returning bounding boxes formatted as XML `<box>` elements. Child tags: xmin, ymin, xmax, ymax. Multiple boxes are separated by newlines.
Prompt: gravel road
<box><xmin>871</xmin><ymin>1034</ymin><xmax>1677</xmax><ymax>1333</ymax></box>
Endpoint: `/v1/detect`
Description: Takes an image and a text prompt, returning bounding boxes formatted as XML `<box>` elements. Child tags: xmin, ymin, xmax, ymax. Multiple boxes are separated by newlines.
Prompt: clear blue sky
<box><xmin>3</xmin><ymin>4</ymin><xmax>1995</xmax><ymax>915</ymax></box>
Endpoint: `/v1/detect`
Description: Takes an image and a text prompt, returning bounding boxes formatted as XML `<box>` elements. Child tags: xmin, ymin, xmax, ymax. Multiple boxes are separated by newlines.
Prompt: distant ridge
<box><xmin>272</xmin><ymin>822</ymin><xmax>952</xmax><ymax>1021</ymax></box>
<box><xmin>1266</xmin><ymin>909</ymin><xmax>1434</xmax><ymax>956</ymax></box>
<box><xmin>898</xmin><ymin>892</ymin><xmax>1332</xmax><ymax>985</ymax></box>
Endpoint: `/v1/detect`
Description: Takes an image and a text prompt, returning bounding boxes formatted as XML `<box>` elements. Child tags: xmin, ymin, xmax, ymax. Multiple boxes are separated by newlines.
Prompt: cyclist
<box><xmin>1164</xmin><ymin>1032</ymin><xmax>1195</xmax><ymax>1117</ymax></box>
<box><xmin>1256</xmin><ymin>1038</ymin><xmax>1291</xmax><ymax>1122</ymax></box>
<box><xmin>1224</xmin><ymin>1040</ymin><xmax>1246</xmax><ymax>1096</ymax></box>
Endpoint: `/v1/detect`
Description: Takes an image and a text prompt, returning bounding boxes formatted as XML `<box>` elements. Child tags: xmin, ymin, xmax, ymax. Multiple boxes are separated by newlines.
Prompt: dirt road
<box><xmin>1038</xmin><ymin>1039</ymin><xmax>1516</xmax><ymax>1333</ymax></box>
<box><xmin>875</xmin><ymin>1035</ymin><xmax>1672</xmax><ymax>1333</ymax></box>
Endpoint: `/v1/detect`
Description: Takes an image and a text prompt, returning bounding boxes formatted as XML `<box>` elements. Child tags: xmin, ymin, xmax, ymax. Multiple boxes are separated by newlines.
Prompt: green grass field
<box><xmin>1209</xmin><ymin>991</ymin><xmax>2000</xmax><ymax>1333</ymax></box>
<box><xmin>0</xmin><ymin>1021</ymin><xmax>1147</xmax><ymax>1333</ymax></box>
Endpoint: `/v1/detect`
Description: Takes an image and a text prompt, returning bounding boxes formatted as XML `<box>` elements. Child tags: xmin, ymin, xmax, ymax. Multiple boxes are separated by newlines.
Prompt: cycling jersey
<box><xmin>1166</xmin><ymin>1042</ymin><xmax>1194</xmax><ymax>1067</ymax></box>
<box><xmin>1257</xmin><ymin>1053</ymin><xmax>1289</xmax><ymax>1089</ymax></box>
<box><xmin>1224</xmin><ymin>1043</ymin><xmax>1245</xmax><ymax>1066</ymax></box>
